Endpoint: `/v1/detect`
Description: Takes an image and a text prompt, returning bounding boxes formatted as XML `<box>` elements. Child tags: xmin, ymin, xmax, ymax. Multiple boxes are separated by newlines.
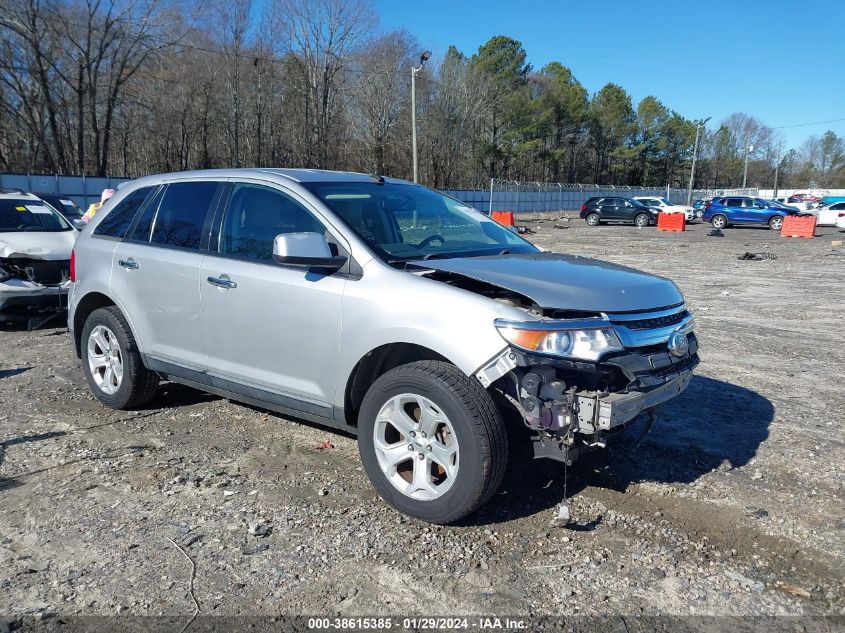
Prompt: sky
<box><xmin>374</xmin><ymin>0</ymin><xmax>845</xmax><ymax>151</ymax></box>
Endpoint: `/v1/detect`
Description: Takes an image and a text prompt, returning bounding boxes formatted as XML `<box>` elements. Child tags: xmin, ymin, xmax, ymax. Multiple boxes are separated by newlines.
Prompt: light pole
<box><xmin>742</xmin><ymin>133</ymin><xmax>753</xmax><ymax>190</ymax></box>
<box><xmin>686</xmin><ymin>116</ymin><xmax>710</xmax><ymax>206</ymax></box>
<box><xmin>411</xmin><ymin>50</ymin><xmax>431</xmax><ymax>183</ymax></box>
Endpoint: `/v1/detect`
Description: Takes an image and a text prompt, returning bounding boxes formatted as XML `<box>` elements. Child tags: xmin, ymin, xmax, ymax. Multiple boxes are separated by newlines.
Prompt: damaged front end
<box><xmin>0</xmin><ymin>256</ymin><xmax>71</xmax><ymax>327</ymax></box>
<box><xmin>476</xmin><ymin>304</ymin><xmax>698</xmax><ymax>464</ymax></box>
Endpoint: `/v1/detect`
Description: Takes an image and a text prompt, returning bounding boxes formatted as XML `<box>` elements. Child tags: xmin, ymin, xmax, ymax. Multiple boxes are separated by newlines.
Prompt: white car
<box><xmin>633</xmin><ymin>197</ymin><xmax>696</xmax><ymax>222</ymax></box>
<box><xmin>836</xmin><ymin>207</ymin><xmax>845</xmax><ymax>230</ymax></box>
<box><xmin>0</xmin><ymin>191</ymin><xmax>77</xmax><ymax>323</ymax></box>
<box><xmin>815</xmin><ymin>201</ymin><xmax>845</xmax><ymax>226</ymax></box>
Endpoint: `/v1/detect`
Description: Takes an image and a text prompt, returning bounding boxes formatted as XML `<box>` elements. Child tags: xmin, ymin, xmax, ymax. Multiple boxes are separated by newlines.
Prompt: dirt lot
<box><xmin>1</xmin><ymin>219</ymin><xmax>844</xmax><ymax>629</ymax></box>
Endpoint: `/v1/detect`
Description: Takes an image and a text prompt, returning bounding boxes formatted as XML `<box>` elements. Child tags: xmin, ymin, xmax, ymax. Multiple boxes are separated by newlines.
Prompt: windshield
<box><xmin>0</xmin><ymin>199</ymin><xmax>73</xmax><ymax>232</ymax></box>
<box><xmin>304</xmin><ymin>182</ymin><xmax>539</xmax><ymax>261</ymax></box>
<box><xmin>55</xmin><ymin>198</ymin><xmax>84</xmax><ymax>218</ymax></box>
<box><xmin>658</xmin><ymin>198</ymin><xmax>673</xmax><ymax>206</ymax></box>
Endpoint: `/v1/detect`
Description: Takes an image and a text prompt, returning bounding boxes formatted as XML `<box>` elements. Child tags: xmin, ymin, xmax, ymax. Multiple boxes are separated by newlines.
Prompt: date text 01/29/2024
<box><xmin>306</xmin><ymin>617</ymin><xmax>528</xmax><ymax>630</ymax></box>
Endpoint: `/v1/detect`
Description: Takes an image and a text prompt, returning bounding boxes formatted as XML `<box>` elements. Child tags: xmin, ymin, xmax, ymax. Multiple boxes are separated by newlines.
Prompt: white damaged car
<box><xmin>0</xmin><ymin>191</ymin><xmax>76</xmax><ymax>323</ymax></box>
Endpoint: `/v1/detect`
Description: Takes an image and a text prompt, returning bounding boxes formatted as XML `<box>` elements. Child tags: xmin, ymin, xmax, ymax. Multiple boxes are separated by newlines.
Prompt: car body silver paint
<box><xmin>409</xmin><ymin>253</ymin><xmax>684</xmax><ymax>313</ymax></box>
<box><xmin>69</xmin><ymin>168</ymin><xmax>692</xmax><ymax>422</ymax></box>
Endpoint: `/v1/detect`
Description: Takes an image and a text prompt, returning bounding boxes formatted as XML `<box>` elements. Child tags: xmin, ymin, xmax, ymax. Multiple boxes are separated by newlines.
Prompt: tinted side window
<box><xmin>145</xmin><ymin>182</ymin><xmax>218</xmax><ymax>249</ymax></box>
<box><xmin>93</xmin><ymin>186</ymin><xmax>154</xmax><ymax>238</ymax></box>
<box><xmin>218</xmin><ymin>183</ymin><xmax>325</xmax><ymax>262</ymax></box>
<box><xmin>724</xmin><ymin>198</ymin><xmax>741</xmax><ymax>207</ymax></box>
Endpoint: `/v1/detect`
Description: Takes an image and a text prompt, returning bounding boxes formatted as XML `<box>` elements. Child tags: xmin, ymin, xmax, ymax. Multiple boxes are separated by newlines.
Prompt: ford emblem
<box><xmin>667</xmin><ymin>332</ymin><xmax>689</xmax><ymax>358</ymax></box>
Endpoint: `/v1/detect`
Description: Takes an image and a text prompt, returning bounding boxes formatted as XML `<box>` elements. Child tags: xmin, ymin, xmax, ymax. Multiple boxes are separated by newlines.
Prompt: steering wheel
<box><xmin>417</xmin><ymin>234</ymin><xmax>446</xmax><ymax>249</ymax></box>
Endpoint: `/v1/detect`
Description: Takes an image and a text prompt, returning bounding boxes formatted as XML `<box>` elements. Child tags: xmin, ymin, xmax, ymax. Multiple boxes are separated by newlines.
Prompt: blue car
<box><xmin>703</xmin><ymin>196</ymin><xmax>800</xmax><ymax>230</ymax></box>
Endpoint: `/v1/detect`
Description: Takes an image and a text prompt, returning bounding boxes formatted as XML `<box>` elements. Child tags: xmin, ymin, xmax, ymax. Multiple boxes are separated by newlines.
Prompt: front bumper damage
<box><xmin>476</xmin><ymin>327</ymin><xmax>699</xmax><ymax>464</ymax></box>
<box><xmin>0</xmin><ymin>278</ymin><xmax>70</xmax><ymax>326</ymax></box>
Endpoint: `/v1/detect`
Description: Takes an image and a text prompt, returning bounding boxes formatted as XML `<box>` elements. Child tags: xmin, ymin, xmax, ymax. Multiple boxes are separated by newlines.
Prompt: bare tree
<box><xmin>270</xmin><ymin>0</ymin><xmax>376</xmax><ymax>167</ymax></box>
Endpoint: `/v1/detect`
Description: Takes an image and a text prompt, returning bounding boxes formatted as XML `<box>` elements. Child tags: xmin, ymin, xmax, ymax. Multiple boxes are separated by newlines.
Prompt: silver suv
<box><xmin>68</xmin><ymin>169</ymin><xmax>698</xmax><ymax>523</ymax></box>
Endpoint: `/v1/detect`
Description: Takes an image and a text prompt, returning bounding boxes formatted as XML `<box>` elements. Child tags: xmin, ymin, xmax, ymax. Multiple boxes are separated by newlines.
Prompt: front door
<box><xmin>110</xmin><ymin>180</ymin><xmax>222</xmax><ymax>370</ymax></box>
<box><xmin>200</xmin><ymin>180</ymin><xmax>347</xmax><ymax>414</ymax></box>
<box><xmin>601</xmin><ymin>197</ymin><xmax>624</xmax><ymax>220</ymax></box>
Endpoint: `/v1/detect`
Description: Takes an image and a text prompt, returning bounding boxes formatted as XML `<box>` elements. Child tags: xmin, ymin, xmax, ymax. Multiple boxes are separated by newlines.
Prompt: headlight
<box><xmin>495</xmin><ymin>320</ymin><xmax>624</xmax><ymax>361</ymax></box>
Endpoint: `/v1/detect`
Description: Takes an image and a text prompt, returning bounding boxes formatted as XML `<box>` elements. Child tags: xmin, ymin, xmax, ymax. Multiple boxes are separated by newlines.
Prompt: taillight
<box><xmin>838</xmin><ymin>212</ymin><xmax>845</xmax><ymax>218</ymax></box>
<box><xmin>705</xmin><ymin>201</ymin><xmax>712</xmax><ymax>209</ymax></box>
<box><xmin>70</xmin><ymin>249</ymin><xmax>76</xmax><ymax>282</ymax></box>
<box><xmin>580</xmin><ymin>203</ymin><xmax>587</xmax><ymax>213</ymax></box>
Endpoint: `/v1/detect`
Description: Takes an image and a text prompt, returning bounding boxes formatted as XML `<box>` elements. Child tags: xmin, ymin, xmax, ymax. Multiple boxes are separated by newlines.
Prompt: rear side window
<box><xmin>129</xmin><ymin>182</ymin><xmax>218</xmax><ymax>249</ymax></box>
<box><xmin>93</xmin><ymin>186</ymin><xmax>154</xmax><ymax>238</ymax></box>
<box><xmin>151</xmin><ymin>182</ymin><xmax>218</xmax><ymax>249</ymax></box>
<box><xmin>724</xmin><ymin>198</ymin><xmax>741</xmax><ymax>207</ymax></box>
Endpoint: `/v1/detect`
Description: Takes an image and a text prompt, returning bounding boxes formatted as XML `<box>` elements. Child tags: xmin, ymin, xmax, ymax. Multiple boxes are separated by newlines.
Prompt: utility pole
<box><xmin>686</xmin><ymin>116</ymin><xmax>711</xmax><ymax>206</ymax></box>
<box><xmin>411</xmin><ymin>50</ymin><xmax>431</xmax><ymax>183</ymax></box>
<box><xmin>742</xmin><ymin>132</ymin><xmax>753</xmax><ymax>189</ymax></box>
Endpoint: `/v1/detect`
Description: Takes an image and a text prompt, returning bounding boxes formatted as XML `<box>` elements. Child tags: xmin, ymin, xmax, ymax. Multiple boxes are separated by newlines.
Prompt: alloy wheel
<box><xmin>373</xmin><ymin>393</ymin><xmax>459</xmax><ymax>501</ymax></box>
<box><xmin>87</xmin><ymin>325</ymin><xmax>123</xmax><ymax>395</ymax></box>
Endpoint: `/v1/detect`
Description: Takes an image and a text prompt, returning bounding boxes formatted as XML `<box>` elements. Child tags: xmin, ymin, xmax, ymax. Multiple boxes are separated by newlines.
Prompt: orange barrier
<box><xmin>781</xmin><ymin>215</ymin><xmax>816</xmax><ymax>239</ymax></box>
<box><xmin>491</xmin><ymin>210</ymin><xmax>515</xmax><ymax>226</ymax></box>
<box><xmin>657</xmin><ymin>212</ymin><xmax>685</xmax><ymax>232</ymax></box>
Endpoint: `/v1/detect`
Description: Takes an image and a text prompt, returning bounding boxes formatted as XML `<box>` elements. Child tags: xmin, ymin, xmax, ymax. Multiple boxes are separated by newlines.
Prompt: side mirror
<box><xmin>272</xmin><ymin>233</ymin><xmax>347</xmax><ymax>271</ymax></box>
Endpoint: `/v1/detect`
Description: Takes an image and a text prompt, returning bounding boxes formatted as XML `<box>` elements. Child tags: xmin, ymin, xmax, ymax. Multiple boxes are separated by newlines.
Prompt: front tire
<box><xmin>768</xmin><ymin>215</ymin><xmax>784</xmax><ymax>230</ymax></box>
<box><xmin>711</xmin><ymin>214</ymin><xmax>728</xmax><ymax>229</ymax></box>
<box><xmin>634</xmin><ymin>213</ymin><xmax>650</xmax><ymax>227</ymax></box>
<box><xmin>357</xmin><ymin>361</ymin><xmax>507</xmax><ymax>524</ymax></box>
<box><xmin>81</xmin><ymin>306</ymin><xmax>159</xmax><ymax>409</ymax></box>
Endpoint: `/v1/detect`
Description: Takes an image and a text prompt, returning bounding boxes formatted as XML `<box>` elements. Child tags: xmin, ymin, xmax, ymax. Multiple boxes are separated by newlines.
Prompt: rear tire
<box><xmin>585</xmin><ymin>213</ymin><xmax>600</xmax><ymax>226</ymax></box>
<box><xmin>81</xmin><ymin>306</ymin><xmax>158</xmax><ymax>409</ymax></box>
<box><xmin>711</xmin><ymin>214</ymin><xmax>728</xmax><ymax>229</ymax></box>
<box><xmin>768</xmin><ymin>215</ymin><xmax>784</xmax><ymax>230</ymax></box>
<box><xmin>357</xmin><ymin>361</ymin><xmax>507</xmax><ymax>524</ymax></box>
<box><xmin>634</xmin><ymin>213</ymin><xmax>650</xmax><ymax>227</ymax></box>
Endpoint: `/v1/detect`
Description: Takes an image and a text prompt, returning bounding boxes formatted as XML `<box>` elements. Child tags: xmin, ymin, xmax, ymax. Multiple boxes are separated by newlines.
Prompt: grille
<box><xmin>613</xmin><ymin>310</ymin><xmax>688</xmax><ymax>330</ymax></box>
<box><xmin>1</xmin><ymin>258</ymin><xmax>71</xmax><ymax>285</ymax></box>
<box><xmin>651</xmin><ymin>352</ymin><xmax>698</xmax><ymax>378</ymax></box>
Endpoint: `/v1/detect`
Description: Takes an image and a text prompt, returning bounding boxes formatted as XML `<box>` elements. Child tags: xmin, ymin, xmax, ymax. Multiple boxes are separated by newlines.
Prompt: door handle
<box><xmin>207</xmin><ymin>276</ymin><xmax>237</xmax><ymax>289</ymax></box>
<box><xmin>118</xmin><ymin>258</ymin><xmax>139</xmax><ymax>270</ymax></box>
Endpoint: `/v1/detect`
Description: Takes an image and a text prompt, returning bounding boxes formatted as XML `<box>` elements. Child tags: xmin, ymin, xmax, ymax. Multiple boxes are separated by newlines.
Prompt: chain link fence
<box><xmin>443</xmin><ymin>179</ymin><xmax>759</xmax><ymax>215</ymax></box>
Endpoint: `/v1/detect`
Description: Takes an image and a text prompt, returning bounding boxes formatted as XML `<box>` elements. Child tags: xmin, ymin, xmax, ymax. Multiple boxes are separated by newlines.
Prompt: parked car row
<box><xmin>579</xmin><ymin>195</ymin><xmax>704</xmax><ymax>227</ymax></box>
<box><xmin>579</xmin><ymin>193</ymin><xmax>845</xmax><ymax>231</ymax></box>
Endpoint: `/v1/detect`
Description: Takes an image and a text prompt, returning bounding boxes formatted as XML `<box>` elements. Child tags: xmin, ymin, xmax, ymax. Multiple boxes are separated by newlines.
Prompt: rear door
<box><xmin>110</xmin><ymin>180</ymin><xmax>223</xmax><ymax>370</ymax></box>
<box><xmin>821</xmin><ymin>202</ymin><xmax>845</xmax><ymax>224</ymax></box>
<box><xmin>199</xmin><ymin>180</ymin><xmax>348</xmax><ymax>414</ymax></box>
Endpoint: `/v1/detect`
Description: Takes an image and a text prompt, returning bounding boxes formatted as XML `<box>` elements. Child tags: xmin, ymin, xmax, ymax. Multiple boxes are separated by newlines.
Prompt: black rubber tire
<box><xmin>585</xmin><ymin>213</ymin><xmax>600</xmax><ymax>226</ymax></box>
<box><xmin>711</xmin><ymin>214</ymin><xmax>728</xmax><ymax>229</ymax></box>
<box><xmin>634</xmin><ymin>213</ymin><xmax>650</xmax><ymax>227</ymax></box>
<box><xmin>357</xmin><ymin>360</ymin><xmax>508</xmax><ymax>524</ymax></box>
<box><xmin>768</xmin><ymin>215</ymin><xmax>784</xmax><ymax>230</ymax></box>
<box><xmin>81</xmin><ymin>306</ymin><xmax>158</xmax><ymax>409</ymax></box>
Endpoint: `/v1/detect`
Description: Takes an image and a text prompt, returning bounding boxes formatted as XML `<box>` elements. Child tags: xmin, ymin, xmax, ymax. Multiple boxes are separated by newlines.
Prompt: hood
<box><xmin>0</xmin><ymin>231</ymin><xmax>76</xmax><ymax>260</ymax></box>
<box><xmin>413</xmin><ymin>252</ymin><xmax>683</xmax><ymax>313</ymax></box>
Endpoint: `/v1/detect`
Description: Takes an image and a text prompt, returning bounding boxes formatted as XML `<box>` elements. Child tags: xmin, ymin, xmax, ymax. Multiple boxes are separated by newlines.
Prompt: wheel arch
<box><xmin>343</xmin><ymin>342</ymin><xmax>454</xmax><ymax>427</ymax></box>
<box><xmin>72</xmin><ymin>292</ymin><xmax>130</xmax><ymax>358</ymax></box>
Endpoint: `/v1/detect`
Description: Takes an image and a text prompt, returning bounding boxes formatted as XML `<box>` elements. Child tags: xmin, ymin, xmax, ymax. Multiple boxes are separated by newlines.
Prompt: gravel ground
<box><xmin>1</xmin><ymin>219</ymin><xmax>843</xmax><ymax>630</ymax></box>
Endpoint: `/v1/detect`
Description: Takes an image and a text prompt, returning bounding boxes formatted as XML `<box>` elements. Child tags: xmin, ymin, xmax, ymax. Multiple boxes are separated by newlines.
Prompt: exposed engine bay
<box><xmin>419</xmin><ymin>263</ymin><xmax>700</xmax><ymax>466</ymax></box>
